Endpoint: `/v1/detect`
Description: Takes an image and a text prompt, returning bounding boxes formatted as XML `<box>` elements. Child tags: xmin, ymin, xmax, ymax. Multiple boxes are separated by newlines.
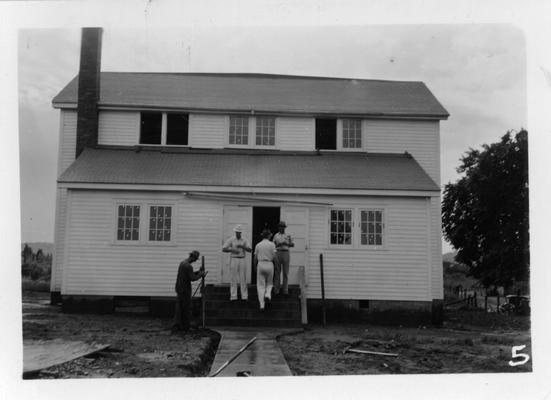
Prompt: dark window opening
<box><xmin>140</xmin><ymin>112</ymin><xmax>162</xmax><ymax>144</ymax></box>
<box><xmin>315</xmin><ymin>118</ymin><xmax>337</xmax><ymax>150</ymax></box>
<box><xmin>167</xmin><ymin>113</ymin><xmax>189</xmax><ymax>145</ymax></box>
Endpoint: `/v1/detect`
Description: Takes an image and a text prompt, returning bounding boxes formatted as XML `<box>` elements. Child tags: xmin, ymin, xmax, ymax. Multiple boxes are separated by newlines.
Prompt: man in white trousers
<box><xmin>222</xmin><ymin>225</ymin><xmax>251</xmax><ymax>301</ymax></box>
<box><xmin>254</xmin><ymin>228</ymin><xmax>276</xmax><ymax>311</ymax></box>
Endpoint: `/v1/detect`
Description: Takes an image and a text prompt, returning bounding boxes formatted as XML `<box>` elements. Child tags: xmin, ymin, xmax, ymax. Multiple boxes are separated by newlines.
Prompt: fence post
<box><xmin>484</xmin><ymin>295</ymin><xmax>488</xmax><ymax>312</ymax></box>
<box><xmin>319</xmin><ymin>254</ymin><xmax>326</xmax><ymax>326</ymax></box>
<box><xmin>474</xmin><ymin>292</ymin><xmax>478</xmax><ymax>308</ymax></box>
<box><xmin>497</xmin><ymin>294</ymin><xmax>500</xmax><ymax>311</ymax></box>
<box><xmin>201</xmin><ymin>256</ymin><xmax>206</xmax><ymax>328</ymax></box>
<box><xmin>299</xmin><ymin>265</ymin><xmax>308</xmax><ymax>325</ymax></box>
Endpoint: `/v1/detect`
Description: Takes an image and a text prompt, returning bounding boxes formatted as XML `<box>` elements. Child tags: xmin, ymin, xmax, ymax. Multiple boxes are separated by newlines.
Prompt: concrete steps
<box><xmin>204</xmin><ymin>285</ymin><xmax>302</xmax><ymax>327</ymax></box>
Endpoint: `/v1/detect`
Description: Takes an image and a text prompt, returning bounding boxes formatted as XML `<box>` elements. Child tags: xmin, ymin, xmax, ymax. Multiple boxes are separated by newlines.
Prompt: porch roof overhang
<box><xmin>58</xmin><ymin>147</ymin><xmax>441</xmax><ymax>193</ymax></box>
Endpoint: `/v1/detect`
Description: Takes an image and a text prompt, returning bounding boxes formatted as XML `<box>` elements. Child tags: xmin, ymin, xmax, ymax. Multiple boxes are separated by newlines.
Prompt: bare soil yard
<box><xmin>23</xmin><ymin>291</ymin><xmax>531</xmax><ymax>377</ymax></box>
<box><xmin>277</xmin><ymin>311</ymin><xmax>531</xmax><ymax>375</ymax></box>
<box><xmin>22</xmin><ymin>291</ymin><xmax>220</xmax><ymax>379</ymax></box>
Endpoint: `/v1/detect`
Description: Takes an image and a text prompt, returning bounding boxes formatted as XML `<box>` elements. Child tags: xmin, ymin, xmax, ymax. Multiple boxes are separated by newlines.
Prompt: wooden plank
<box><xmin>23</xmin><ymin>339</ymin><xmax>110</xmax><ymax>375</ymax></box>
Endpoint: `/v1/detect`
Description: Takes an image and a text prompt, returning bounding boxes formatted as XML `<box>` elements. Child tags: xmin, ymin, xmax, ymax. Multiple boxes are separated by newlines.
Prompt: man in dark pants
<box><xmin>172</xmin><ymin>250</ymin><xmax>205</xmax><ymax>332</ymax></box>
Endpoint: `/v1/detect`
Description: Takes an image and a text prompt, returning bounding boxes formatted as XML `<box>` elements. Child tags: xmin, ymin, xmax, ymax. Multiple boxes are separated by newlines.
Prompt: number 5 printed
<box><xmin>509</xmin><ymin>345</ymin><xmax>530</xmax><ymax>366</ymax></box>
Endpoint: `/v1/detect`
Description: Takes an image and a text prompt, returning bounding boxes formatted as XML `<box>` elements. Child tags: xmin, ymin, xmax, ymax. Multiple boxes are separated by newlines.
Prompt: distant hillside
<box><xmin>21</xmin><ymin>242</ymin><xmax>54</xmax><ymax>255</ymax></box>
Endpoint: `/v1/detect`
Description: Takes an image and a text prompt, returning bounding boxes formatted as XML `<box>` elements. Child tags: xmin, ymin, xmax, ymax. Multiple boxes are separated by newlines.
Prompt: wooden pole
<box><xmin>484</xmin><ymin>295</ymin><xmax>488</xmax><ymax>312</ymax></box>
<box><xmin>201</xmin><ymin>256</ymin><xmax>206</xmax><ymax>329</ymax></box>
<box><xmin>319</xmin><ymin>254</ymin><xmax>326</xmax><ymax>326</ymax></box>
<box><xmin>209</xmin><ymin>337</ymin><xmax>257</xmax><ymax>377</ymax></box>
<box><xmin>474</xmin><ymin>292</ymin><xmax>478</xmax><ymax>308</ymax></box>
<box><xmin>497</xmin><ymin>294</ymin><xmax>500</xmax><ymax>311</ymax></box>
<box><xmin>299</xmin><ymin>265</ymin><xmax>308</xmax><ymax>325</ymax></box>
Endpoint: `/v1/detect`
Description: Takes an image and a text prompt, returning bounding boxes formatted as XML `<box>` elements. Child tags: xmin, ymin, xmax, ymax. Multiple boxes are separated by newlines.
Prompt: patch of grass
<box><xmin>21</xmin><ymin>278</ymin><xmax>50</xmax><ymax>292</ymax></box>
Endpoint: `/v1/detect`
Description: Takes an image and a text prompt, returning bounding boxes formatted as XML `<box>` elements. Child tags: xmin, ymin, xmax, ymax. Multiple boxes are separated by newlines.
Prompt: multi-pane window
<box><xmin>342</xmin><ymin>119</ymin><xmax>362</xmax><ymax>149</ymax></box>
<box><xmin>330</xmin><ymin>209</ymin><xmax>353</xmax><ymax>245</ymax></box>
<box><xmin>149</xmin><ymin>206</ymin><xmax>172</xmax><ymax>242</ymax></box>
<box><xmin>229</xmin><ymin>116</ymin><xmax>249</xmax><ymax>145</ymax></box>
<box><xmin>256</xmin><ymin>117</ymin><xmax>275</xmax><ymax>146</ymax></box>
<box><xmin>360</xmin><ymin>210</ymin><xmax>384</xmax><ymax>246</ymax></box>
<box><xmin>117</xmin><ymin>205</ymin><xmax>140</xmax><ymax>241</ymax></box>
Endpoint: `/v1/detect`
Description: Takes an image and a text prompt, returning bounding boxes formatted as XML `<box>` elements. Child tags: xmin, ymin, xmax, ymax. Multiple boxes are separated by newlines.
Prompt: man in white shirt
<box><xmin>273</xmin><ymin>221</ymin><xmax>294</xmax><ymax>296</ymax></box>
<box><xmin>222</xmin><ymin>225</ymin><xmax>252</xmax><ymax>301</ymax></box>
<box><xmin>254</xmin><ymin>229</ymin><xmax>276</xmax><ymax>311</ymax></box>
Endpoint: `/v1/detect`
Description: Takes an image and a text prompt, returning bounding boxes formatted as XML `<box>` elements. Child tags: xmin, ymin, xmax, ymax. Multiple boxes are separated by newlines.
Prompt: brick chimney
<box><xmin>76</xmin><ymin>27</ymin><xmax>103</xmax><ymax>158</ymax></box>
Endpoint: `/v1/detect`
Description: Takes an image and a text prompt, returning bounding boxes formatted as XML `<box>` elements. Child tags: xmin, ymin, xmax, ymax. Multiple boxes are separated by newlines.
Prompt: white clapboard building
<box><xmin>51</xmin><ymin>28</ymin><xmax>448</xmax><ymax>324</ymax></box>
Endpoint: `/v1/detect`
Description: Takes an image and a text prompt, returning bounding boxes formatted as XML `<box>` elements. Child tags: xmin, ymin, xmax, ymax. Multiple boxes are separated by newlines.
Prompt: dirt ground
<box><xmin>22</xmin><ymin>291</ymin><xmax>220</xmax><ymax>379</ymax></box>
<box><xmin>23</xmin><ymin>291</ymin><xmax>532</xmax><ymax>377</ymax></box>
<box><xmin>277</xmin><ymin>310</ymin><xmax>532</xmax><ymax>375</ymax></box>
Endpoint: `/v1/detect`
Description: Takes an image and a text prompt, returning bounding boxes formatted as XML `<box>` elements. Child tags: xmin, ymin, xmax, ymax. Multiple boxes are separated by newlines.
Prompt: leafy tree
<box><xmin>21</xmin><ymin>243</ymin><xmax>33</xmax><ymax>264</ymax></box>
<box><xmin>442</xmin><ymin>130</ymin><xmax>529</xmax><ymax>290</ymax></box>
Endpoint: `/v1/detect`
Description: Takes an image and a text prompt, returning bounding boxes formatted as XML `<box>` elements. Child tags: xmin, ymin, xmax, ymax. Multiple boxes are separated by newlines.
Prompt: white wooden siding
<box><xmin>305</xmin><ymin>196</ymin><xmax>432</xmax><ymax>301</ymax></box>
<box><xmin>51</xmin><ymin>188</ymin><xmax>68</xmax><ymax>291</ymax></box>
<box><xmin>61</xmin><ymin>190</ymin><xmax>438</xmax><ymax>302</ymax></box>
<box><xmin>365</xmin><ymin>119</ymin><xmax>440</xmax><ymax>184</ymax></box>
<box><xmin>57</xmin><ymin>110</ymin><xmax>77</xmax><ymax>176</ymax></box>
<box><xmin>98</xmin><ymin>111</ymin><xmax>139</xmax><ymax>146</ymax></box>
<box><xmin>62</xmin><ymin>191</ymin><xmax>222</xmax><ymax>296</ymax></box>
<box><xmin>189</xmin><ymin>114</ymin><xmax>226</xmax><ymax>148</ymax></box>
<box><xmin>277</xmin><ymin>117</ymin><xmax>314</xmax><ymax>150</ymax></box>
<box><xmin>430</xmin><ymin>196</ymin><xmax>443</xmax><ymax>299</ymax></box>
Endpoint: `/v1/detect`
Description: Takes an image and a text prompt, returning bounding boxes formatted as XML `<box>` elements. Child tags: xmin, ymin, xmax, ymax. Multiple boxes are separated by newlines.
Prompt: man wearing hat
<box><xmin>254</xmin><ymin>228</ymin><xmax>276</xmax><ymax>311</ymax></box>
<box><xmin>273</xmin><ymin>221</ymin><xmax>294</xmax><ymax>296</ymax></box>
<box><xmin>222</xmin><ymin>225</ymin><xmax>252</xmax><ymax>301</ymax></box>
<box><xmin>172</xmin><ymin>250</ymin><xmax>205</xmax><ymax>332</ymax></box>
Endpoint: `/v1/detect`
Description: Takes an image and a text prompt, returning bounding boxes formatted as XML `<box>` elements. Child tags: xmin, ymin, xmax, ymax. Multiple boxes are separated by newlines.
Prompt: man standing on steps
<box><xmin>172</xmin><ymin>250</ymin><xmax>205</xmax><ymax>332</ymax></box>
<box><xmin>273</xmin><ymin>221</ymin><xmax>294</xmax><ymax>296</ymax></box>
<box><xmin>254</xmin><ymin>229</ymin><xmax>276</xmax><ymax>311</ymax></box>
<box><xmin>222</xmin><ymin>225</ymin><xmax>252</xmax><ymax>301</ymax></box>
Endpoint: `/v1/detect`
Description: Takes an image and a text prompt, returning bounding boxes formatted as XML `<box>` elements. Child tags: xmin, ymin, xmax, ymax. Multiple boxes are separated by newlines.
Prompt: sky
<box><xmin>18</xmin><ymin>24</ymin><xmax>526</xmax><ymax>253</ymax></box>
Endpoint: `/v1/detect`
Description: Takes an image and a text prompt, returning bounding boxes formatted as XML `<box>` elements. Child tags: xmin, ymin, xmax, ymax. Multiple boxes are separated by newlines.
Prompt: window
<box><xmin>327</xmin><ymin>208</ymin><xmax>385</xmax><ymax>248</ymax></box>
<box><xmin>140</xmin><ymin>112</ymin><xmax>189</xmax><ymax>146</ymax></box>
<box><xmin>256</xmin><ymin>117</ymin><xmax>275</xmax><ymax>146</ymax></box>
<box><xmin>343</xmin><ymin>119</ymin><xmax>362</xmax><ymax>149</ymax></box>
<box><xmin>117</xmin><ymin>205</ymin><xmax>140</xmax><ymax>241</ymax></box>
<box><xmin>316</xmin><ymin>118</ymin><xmax>337</xmax><ymax>150</ymax></box>
<box><xmin>166</xmin><ymin>113</ymin><xmax>189</xmax><ymax>145</ymax></box>
<box><xmin>229</xmin><ymin>116</ymin><xmax>249</xmax><ymax>145</ymax></box>
<box><xmin>140</xmin><ymin>112</ymin><xmax>162</xmax><ymax>144</ymax></box>
<box><xmin>330</xmin><ymin>209</ymin><xmax>353</xmax><ymax>245</ymax></box>
<box><xmin>360</xmin><ymin>210</ymin><xmax>384</xmax><ymax>246</ymax></box>
<box><xmin>149</xmin><ymin>206</ymin><xmax>172</xmax><ymax>242</ymax></box>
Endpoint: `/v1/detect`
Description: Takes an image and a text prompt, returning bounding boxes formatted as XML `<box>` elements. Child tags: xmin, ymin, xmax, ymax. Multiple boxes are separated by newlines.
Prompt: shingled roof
<box><xmin>58</xmin><ymin>148</ymin><xmax>439</xmax><ymax>192</ymax></box>
<box><xmin>52</xmin><ymin>73</ymin><xmax>449</xmax><ymax>118</ymax></box>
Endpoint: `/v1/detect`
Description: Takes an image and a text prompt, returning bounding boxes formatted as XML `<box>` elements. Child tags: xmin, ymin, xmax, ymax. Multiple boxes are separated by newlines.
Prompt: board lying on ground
<box><xmin>23</xmin><ymin>339</ymin><xmax>109</xmax><ymax>377</ymax></box>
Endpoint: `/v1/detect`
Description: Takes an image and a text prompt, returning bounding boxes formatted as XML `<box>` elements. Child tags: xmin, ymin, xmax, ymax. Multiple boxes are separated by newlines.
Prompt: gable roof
<box><xmin>58</xmin><ymin>148</ymin><xmax>440</xmax><ymax>192</ymax></box>
<box><xmin>52</xmin><ymin>72</ymin><xmax>449</xmax><ymax>119</ymax></box>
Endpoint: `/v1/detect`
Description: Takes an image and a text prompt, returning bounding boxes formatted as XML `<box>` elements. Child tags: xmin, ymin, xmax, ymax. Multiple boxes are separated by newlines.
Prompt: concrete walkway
<box><xmin>209</xmin><ymin>328</ymin><xmax>301</xmax><ymax>377</ymax></box>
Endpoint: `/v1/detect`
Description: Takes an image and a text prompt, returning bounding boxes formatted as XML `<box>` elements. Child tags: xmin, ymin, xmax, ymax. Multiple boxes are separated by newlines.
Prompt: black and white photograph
<box><xmin>2</xmin><ymin>1</ymin><xmax>550</xmax><ymax>399</ymax></box>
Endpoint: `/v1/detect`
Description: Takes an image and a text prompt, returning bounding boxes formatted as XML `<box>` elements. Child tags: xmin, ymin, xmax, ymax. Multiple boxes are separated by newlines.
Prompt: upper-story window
<box><xmin>256</xmin><ymin>117</ymin><xmax>275</xmax><ymax>146</ymax></box>
<box><xmin>140</xmin><ymin>112</ymin><xmax>163</xmax><ymax>144</ymax></box>
<box><xmin>316</xmin><ymin>118</ymin><xmax>337</xmax><ymax>150</ymax></box>
<box><xmin>140</xmin><ymin>112</ymin><xmax>189</xmax><ymax>146</ymax></box>
<box><xmin>342</xmin><ymin>119</ymin><xmax>362</xmax><ymax>149</ymax></box>
<box><xmin>229</xmin><ymin>116</ymin><xmax>249</xmax><ymax>145</ymax></box>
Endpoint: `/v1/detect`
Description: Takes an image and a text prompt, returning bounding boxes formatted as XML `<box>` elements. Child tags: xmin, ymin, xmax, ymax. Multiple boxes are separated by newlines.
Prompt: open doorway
<box><xmin>251</xmin><ymin>206</ymin><xmax>280</xmax><ymax>284</ymax></box>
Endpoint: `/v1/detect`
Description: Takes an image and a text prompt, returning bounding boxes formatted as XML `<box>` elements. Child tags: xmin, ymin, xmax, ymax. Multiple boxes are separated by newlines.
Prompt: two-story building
<box><xmin>50</xmin><ymin>28</ymin><xmax>449</xmax><ymax>323</ymax></box>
